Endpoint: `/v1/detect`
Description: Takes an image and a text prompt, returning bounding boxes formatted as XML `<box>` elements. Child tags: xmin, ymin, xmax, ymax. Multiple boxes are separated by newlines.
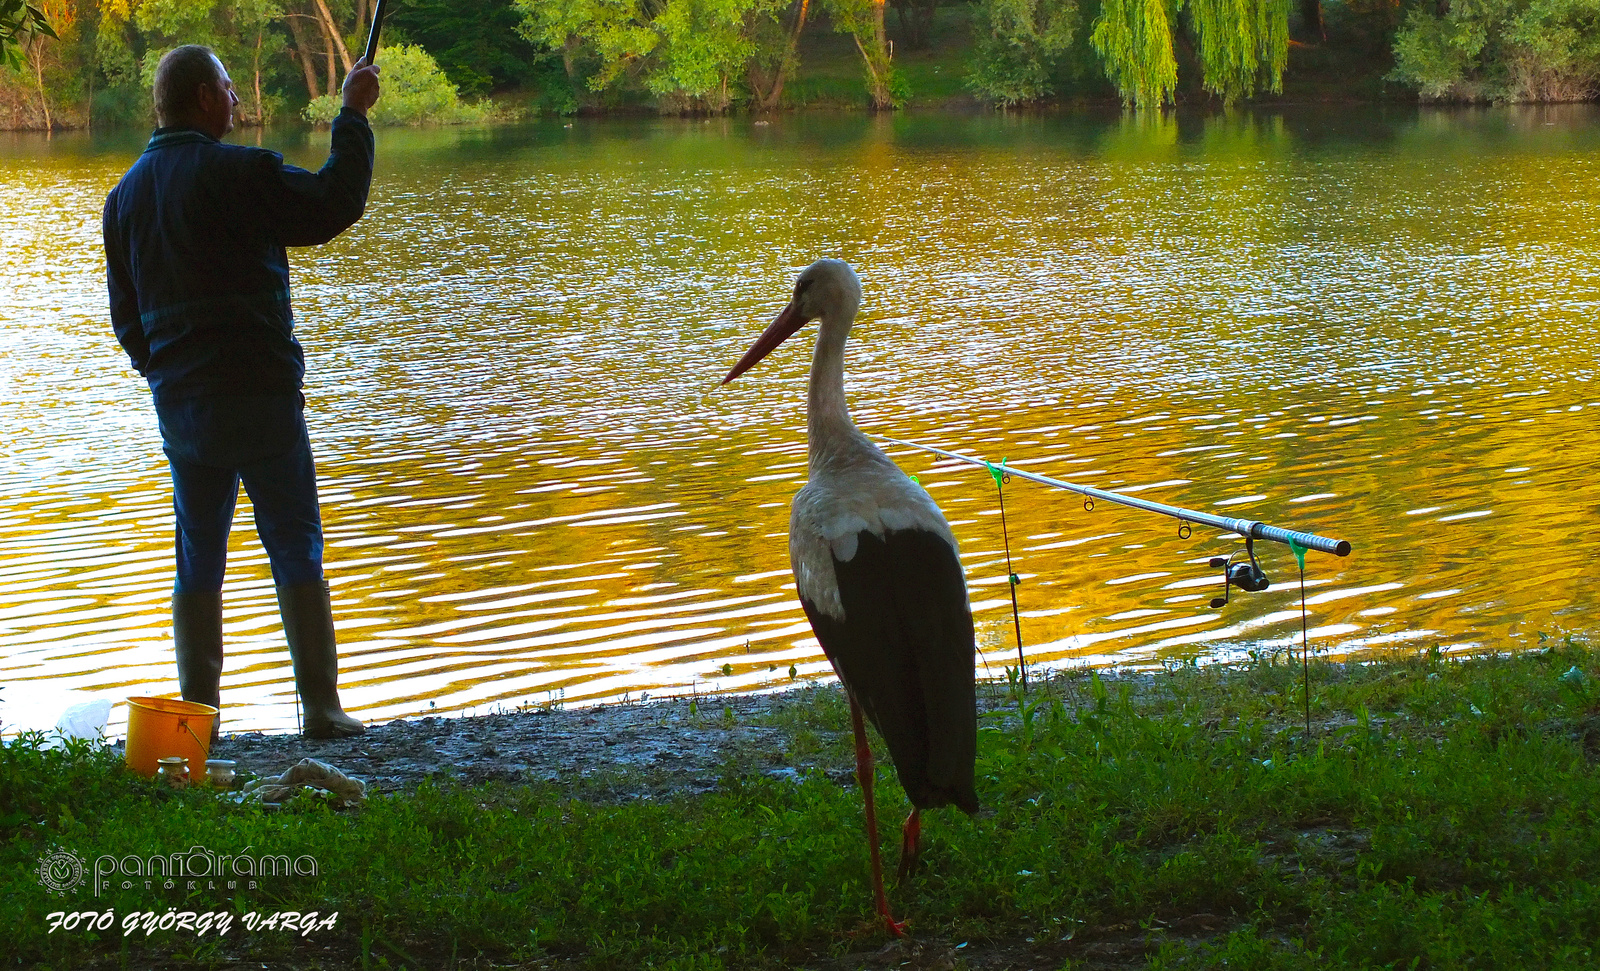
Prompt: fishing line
<box><xmin>1290</xmin><ymin>537</ymin><xmax>1311</xmax><ymax>739</ymax></box>
<box><xmin>985</xmin><ymin>458</ymin><xmax>1027</xmax><ymax>691</ymax></box>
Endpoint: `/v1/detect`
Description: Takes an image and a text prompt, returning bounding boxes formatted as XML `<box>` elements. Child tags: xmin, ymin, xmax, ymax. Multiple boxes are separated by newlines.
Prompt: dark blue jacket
<box><xmin>103</xmin><ymin>108</ymin><xmax>374</xmax><ymax>402</ymax></box>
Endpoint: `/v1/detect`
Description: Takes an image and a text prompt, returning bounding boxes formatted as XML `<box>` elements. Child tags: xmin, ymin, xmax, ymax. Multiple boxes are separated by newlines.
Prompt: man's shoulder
<box><xmin>104</xmin><ymin>152</ymin><xmax>153</xmax><ymax>213</ymax></box>
<box><xmin>201</xmin><ymin>140</ymin><xmax>285</xmax><ymax>172</ymax></box>
<box><xmin>104</xmin><ymin>138</ymin><xmax>287</xmax><ymax>216</ymax></box>
<box><xmin>212</xmin><ymin>139</ymin><xmax>282</xmax><ymax>159</ymax></box>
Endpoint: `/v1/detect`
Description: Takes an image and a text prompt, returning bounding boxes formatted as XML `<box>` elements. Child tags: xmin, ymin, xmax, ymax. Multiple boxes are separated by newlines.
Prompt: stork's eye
<box><xmin>794</xmin><ymin>278</ymin><xmax>814</xmax><ymax>300</ymax></box>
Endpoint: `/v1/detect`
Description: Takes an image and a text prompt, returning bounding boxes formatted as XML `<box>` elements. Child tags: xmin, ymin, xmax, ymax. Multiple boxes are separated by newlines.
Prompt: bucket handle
<box><xmin>175</xmin><ymin>716</ymin><xmax>207</xmax><ymax>750</ymax></box>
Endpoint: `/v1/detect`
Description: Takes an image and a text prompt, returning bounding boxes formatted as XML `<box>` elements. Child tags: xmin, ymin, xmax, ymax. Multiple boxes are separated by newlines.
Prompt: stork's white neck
<box><xmin>806</xmin><ymin>306</ymin><xmax>868</xmax><ymax>467</ymax></box>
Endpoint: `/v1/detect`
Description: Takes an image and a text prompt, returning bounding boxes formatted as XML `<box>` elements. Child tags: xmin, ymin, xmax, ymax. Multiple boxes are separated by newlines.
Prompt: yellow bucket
<box><xmin>124</xmin><ymin>697</ymin><xmax>217</xmax><ymax>778</ymax></box>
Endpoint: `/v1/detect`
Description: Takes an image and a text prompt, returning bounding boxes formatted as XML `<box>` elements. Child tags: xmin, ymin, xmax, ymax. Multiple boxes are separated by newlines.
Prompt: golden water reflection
<box><xmin>2</xmin><ymin>106</ymin><xmax>1598</xmax><ymax>735</ymax></box>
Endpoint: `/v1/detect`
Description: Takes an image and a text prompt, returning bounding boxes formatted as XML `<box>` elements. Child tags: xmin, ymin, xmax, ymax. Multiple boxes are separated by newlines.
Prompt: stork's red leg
<box><xmin>851</xmin><ymin>697</ymin><xmax>905</xmax><ymax>938</ymax></box>
<box><xmin>897</xmin><ymin>809</ymin><xmax>922</xmax><ymax>880</ymax></box>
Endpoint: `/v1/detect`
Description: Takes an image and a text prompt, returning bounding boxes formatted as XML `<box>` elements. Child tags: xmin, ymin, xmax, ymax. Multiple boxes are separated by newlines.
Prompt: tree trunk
<box><xmin>1299</xmin><ymin>0</ymin><xmax>1324</xmax><ymax>41</ymax></box>
<box><xmin>286</xmin><ymin>14</ymin><xmax>324</xmax><ymax>98</ymax></box>
<box><xmin>752</xmin><ymin>0</ymin><xmax>810</xmax><ymax>111</ymax></box>
<box><xmin>562</xmin><ymin>35</ymin><xmax>580</xmax><ymax>86</ymax></box>
<box><xmin>856</xmin><ymin>0</ymin><xmax>892</xmax><ymax>110</ymax></box>
<box><xmin>27</xmin><ymin>36</ymin><xmax>52</xmax><ymax>131</ymax></box>
<box><xmin>312</xmin><ymin>0</ymin><xmax>354</xmax><ymax>71</ymax></box>
<box><xmin>321</xmin><ymin>16</ymin><xmax>337</xmax><ymax>94</ymax></box>
<box><xmin>253</xmin><ymin>30</ymin><xmax>265</xmax><ymax>123</ymax></box>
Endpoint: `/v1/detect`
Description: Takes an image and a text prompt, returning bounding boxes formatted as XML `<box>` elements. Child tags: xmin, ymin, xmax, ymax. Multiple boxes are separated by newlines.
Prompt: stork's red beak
<box><xmin>720</xmin><ymin>302</ymin><xmax>810</xmax><ymax>385</ymax></box>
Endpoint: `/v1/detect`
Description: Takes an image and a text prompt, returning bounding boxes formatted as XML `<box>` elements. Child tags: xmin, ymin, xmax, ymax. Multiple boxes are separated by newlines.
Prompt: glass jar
<box><xmin>155</xmin><ymin>756</ymin><xmax>189</xmax><ymax>789</ymax></box>
<box><xmin>204</xmin><ymin>759</ymin><xmax>237</xmax><ymax>788</ymax></box>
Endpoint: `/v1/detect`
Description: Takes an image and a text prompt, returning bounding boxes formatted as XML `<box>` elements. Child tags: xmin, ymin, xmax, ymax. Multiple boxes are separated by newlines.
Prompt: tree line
<box><xmin>2</xmin><ymin>0</ymin><xmax>1597</xmax><ymax>129</ymax></box>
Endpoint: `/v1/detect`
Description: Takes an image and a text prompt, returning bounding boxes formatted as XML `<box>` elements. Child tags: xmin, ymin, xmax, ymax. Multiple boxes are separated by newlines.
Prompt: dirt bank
<box><xmin>156</xmin><ymin>671</ymin><xmax>1134</xmax><ymax>799</ymax></box>
<box><xmin>188</xmin><ymin>687</ymin><xmax>860</xmax><ymax>798</ymax></box>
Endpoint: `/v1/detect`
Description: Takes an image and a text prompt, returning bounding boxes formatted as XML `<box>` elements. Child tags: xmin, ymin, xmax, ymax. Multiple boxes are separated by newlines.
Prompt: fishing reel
<box><xmin>1209</xmin><ymin>536</ymin><xmax>1269</xmax><ymax>609</ymax></box>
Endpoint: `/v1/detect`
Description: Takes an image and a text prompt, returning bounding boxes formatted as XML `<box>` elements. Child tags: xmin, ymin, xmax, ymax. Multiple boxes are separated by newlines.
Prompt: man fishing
<box><xmin>102</xmin><ymin>44</ymin><xmax>381</xmax><ymax>739</ymax></box>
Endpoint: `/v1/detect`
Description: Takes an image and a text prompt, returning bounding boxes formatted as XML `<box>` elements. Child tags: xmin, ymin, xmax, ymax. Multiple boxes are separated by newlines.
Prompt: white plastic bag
<box><xmin>52</xmin><ymin>698</ymin><xmax>113</xmax><ymax>746</ymax></box>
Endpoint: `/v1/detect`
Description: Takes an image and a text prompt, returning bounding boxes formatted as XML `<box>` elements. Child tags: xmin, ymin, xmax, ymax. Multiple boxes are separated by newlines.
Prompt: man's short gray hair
<box><xmin>153</xmin><ymin>45</ymin><xmax>221</xmax><ymax>127</ymax></box>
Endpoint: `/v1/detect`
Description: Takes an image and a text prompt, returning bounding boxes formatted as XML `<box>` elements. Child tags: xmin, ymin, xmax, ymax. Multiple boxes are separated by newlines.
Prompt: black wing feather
<box><xmin>799</xmin><ymin>528</ymin><xmax>978</xmax><ymax>813</ymax></box>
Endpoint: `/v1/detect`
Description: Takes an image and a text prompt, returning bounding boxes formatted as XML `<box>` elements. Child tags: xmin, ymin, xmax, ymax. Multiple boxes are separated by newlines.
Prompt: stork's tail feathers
<box><xmin>905</xmin><ymin>778</ymin><xmax>979</xmax><ymax>815</ymax></box>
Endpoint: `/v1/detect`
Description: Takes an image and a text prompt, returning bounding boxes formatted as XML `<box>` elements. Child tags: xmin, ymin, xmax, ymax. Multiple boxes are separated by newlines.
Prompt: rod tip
<box><xmin>1334</xmin><ymin>540</ymin><xmax>1352</xmax><ymax>557</ymax></box>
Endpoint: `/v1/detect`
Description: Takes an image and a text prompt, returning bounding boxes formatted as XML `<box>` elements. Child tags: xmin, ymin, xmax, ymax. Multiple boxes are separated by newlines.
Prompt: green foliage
<box><xmin>0</xmin><ymin>733</ymin><xmax>135</xmax><ymax>842</ymax></box>
<box><xmin>515</xmin><ymin>0</ymin><xmax>658</xmax><ymax>96</ymax></box>
<box><xmin>1392</xmin><ymin>6</ymin><xmax>1484</xmax><ymax>99</ymax></box>
<box><xmin>102</xmin><ymin>0</ymin><xmax>293</xmax><ymax>123</ymax></box>
<box><xmin>0</xmin><ymin>0</ymin><xmax>57</xmax><ymax>71</ymax></box>
<box><xmin>2</xmin><ymin>0</ymin><xmax>1596</xmax><ymax>129</ymax></box>
<box><xmin>647</xmin><ymin>0</ymin><xmax>774</xmax><ymax>109</ymax></box>
<box><xmin>1091</xmin><ymin>0</ymin><xmax>1178</xmax><ymax>106</ymax></box>
<box><xmin>1392</xmin><ymin>0</ymin><xmax>1600</xmax><ymax>102</ymax></box>
<box><xmin>389</xmin><ymin>0</ymin><xmax>549</xmax><ymax>96</ymax></box>
<box><xmin>1090</xmin><ymin>0</ymin><xmax>1289</xmax><ymax>107</ymax></box>
<box><xmin>514</xmin><ymin>0</ymin><xmax>791</xmax><ymax>111</ymax></box>
<box><xmin>303</xmin><ymin>43</ymin><xmax>498</xmax><ymax>124</ymax></box>
<box><xmin>131</xmin><ymin>0</ymin><xmax>219</xmax><ymax>40</ymax></box>
<box><xmin>1188</xmin><ymin>0</ymin><xmax>1289</xmax><ymax>103</ymax></box>
<box><xmin>741</xmin><ymin>0</ymin><xmax>797</xmax><ymax>105</ymax></box>
<box><xmin>967</xmin><ymin>0</ymin><xmax>1080</xmax><ymax>104</ymax></box>
<box><xmin>825</xmin><ymin>0</ymin><xmax>902</xmax><ymax>107</ymax></box>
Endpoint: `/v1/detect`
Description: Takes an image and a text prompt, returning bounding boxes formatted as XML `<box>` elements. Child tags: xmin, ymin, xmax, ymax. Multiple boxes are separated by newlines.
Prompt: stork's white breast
<box><xmin>789</xmin><ymin>467</ymin><xmax>960</xmax><ymax>621</ymax></box>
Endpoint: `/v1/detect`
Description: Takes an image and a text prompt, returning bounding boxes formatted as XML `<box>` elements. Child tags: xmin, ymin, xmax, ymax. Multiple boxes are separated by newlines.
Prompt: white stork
<box><xmin>721</xmin><ymin>258</ymin><xmax>978</xmax><ymax>936</ymax></box>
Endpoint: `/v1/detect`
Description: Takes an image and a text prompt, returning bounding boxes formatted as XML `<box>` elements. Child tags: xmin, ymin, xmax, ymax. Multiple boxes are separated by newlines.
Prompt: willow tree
<box><xmin>1092</xmin><ymin>0</ymin><xmax>1288</xmax><ymax>107</ymax></box>
<box><xmin>1090</xmin><ymin>0</ymin><xmax>1177</xmax><ymax>107</ymax></box>
<box><xmin>1188</xmin><ymin>0</ymin><xmax>1287</xmax><ymax>103</ymax></box>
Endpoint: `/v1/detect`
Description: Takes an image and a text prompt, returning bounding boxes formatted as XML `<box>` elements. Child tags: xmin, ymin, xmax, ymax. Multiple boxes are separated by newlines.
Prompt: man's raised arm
<box><xmin>262</xmin><ymin>58</ymin><xmax>382</xmax><ymax>247</ymax></box>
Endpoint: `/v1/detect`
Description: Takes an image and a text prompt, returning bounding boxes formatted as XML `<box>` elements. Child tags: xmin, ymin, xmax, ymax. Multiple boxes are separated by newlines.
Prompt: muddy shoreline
<box><xmin>187</xmin><ymin>686</ymin><xmax>863</xmax><ymax>798</ymax></box>
<box><xmin>158</xmin><ymin>673</ymin><xmax>1140</xmax><ymax>799</ymax></box>
<box><xmin>123</xmin><ymin>662</ymin><xmax>1426</xmax><ymax>802</ymax></box>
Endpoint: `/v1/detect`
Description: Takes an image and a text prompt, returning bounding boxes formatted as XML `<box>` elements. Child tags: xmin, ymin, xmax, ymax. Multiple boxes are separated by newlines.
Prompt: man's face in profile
<box><xmin>201</xmin><ymin>55</ymin><xmax>239</xmax><ymax>138</ymax></box>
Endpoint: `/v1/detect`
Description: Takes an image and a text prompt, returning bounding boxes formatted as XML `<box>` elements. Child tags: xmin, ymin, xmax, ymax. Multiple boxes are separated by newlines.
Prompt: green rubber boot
<box><xmin>173</xmin><ymin>591</ymin><xmax>224</xmax><ymax>744</ymax></box>
<box><xmin>276</xmin><ymin>580</ymin><xmax>365</xmax><ymax>739</ymax></box>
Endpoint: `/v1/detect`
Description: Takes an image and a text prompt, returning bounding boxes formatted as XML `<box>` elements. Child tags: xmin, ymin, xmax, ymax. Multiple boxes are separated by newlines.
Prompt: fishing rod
<box><xmin>364</xmin><ymin>0</ymin><xmax>390</xmax><ymax>64</ymax></box>
<box><xmin>876</xmin><ymin>435</ymin><xmax>1352</xmax><ymax>558</ymax></box>
<box><xmin>876</xmin><ymin>434</ymin><xmax>1349</xmax><ymax>735</ymax></box>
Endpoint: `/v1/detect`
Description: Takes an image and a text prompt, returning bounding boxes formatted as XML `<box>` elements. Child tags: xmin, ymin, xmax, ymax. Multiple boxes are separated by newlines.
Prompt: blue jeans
<box><xmin>157</xmin><ymin>393</ymin><xmax>325</xmax><ymax>594</ymax></box>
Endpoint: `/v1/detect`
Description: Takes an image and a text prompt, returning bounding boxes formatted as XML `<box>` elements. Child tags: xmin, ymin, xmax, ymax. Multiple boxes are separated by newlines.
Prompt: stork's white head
<box><xmin>721</xmin><ymin>259</ymin><xmax>862</xmax><ymax>385</ymax></box>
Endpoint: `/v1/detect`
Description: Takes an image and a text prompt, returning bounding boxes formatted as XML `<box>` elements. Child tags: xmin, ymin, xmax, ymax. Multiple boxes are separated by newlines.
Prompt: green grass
<box><xmin>5</xmin><ymin>638</ymin><xmax>1598</xmax><ymax>969</ymax></box>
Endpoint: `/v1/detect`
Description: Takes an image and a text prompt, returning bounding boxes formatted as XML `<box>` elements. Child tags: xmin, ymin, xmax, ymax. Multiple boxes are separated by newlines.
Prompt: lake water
<box><xmin>2</xmin><ymin>106</ymin><xmax>1597</xmax><ymax>737</ymax></box>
